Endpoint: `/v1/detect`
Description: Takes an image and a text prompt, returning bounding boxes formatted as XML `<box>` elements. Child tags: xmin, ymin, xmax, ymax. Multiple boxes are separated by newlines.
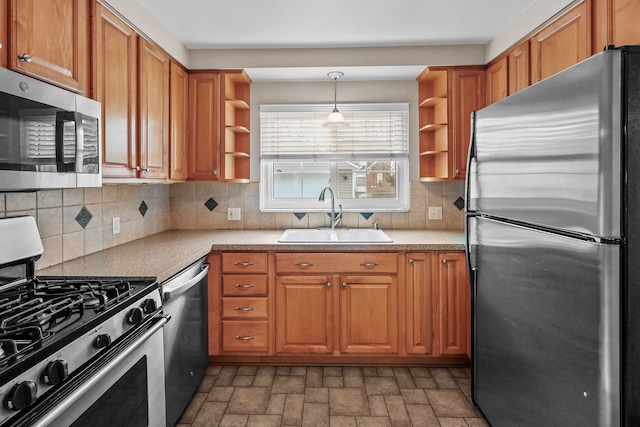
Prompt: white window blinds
<box><xmin>260</xmin><ymin>103</ymin><xmax>409</xmax><ymax>160</ymax></box>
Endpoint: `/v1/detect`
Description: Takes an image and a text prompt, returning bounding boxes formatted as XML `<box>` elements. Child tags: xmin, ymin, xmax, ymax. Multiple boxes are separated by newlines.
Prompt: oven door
<box><xmin>20</xmin><ymin>316</ymin><xmax>167</xmax><ymax>427</ymax></box>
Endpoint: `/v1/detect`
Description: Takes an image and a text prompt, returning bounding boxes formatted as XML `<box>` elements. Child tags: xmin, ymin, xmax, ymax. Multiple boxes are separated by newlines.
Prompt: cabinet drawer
<box><xmin>222</xmin><ymin>252</ymin><xmax>268</xmax><ymax>273</ymax></box>
<box><xmin>221</xmin><ymin>321</ymin><xmax>268</xmax><ymax>353</ymax></box>
<box><xmin>276</xmin><ymin>253</ymin><xmax>398</xmax><ymax>274</ymax></box>
<box><xmin>222</xmin><ymin>297</ymin><xmax>268</xmax><ymax>319</ymax></box>
<box><xmin>222</xmin><ymin>275</ymin><xmax>268</xmax><ymax>296</ymax></box>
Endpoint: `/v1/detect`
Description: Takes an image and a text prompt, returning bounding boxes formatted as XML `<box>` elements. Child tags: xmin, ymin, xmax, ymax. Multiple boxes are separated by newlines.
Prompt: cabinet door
<box><xmin>530</xmin><ymin>0</ymin><xmax>590</xmax><ymax>84</ymax></box>
<box><xmin>339</xmin><ymin>275</ymin><xmax>398</xmax><ymax>354</ymax></box>
<box><xmin>405</xmin><ymin>253</ymin><xmax>433</xmax><ymax>355</ymax></box>
<box><xmin>138</xmin><ymin>38</ymin><xmax>169</xmax><ymax>179</ymax></box>
<box><xmin>188</xmin><ymin>72</ymin><xmax>221</xmax><ymax>181</ymax></box>
<box><xmin>276</xmin><ymin>275</ymin><xmax>334</xmax><ymax>354</ymax></box>
<box><xmin>93</xmin><ymin>3</ymin><xmax>138</xmax><ymax>178</ymax></box>
<box><xmin>170</xmin><ymin>61</ymin><xmax>188</xmax><ymax>181</ymax></box>
<box><xmin>594</xmin><ymin>0</ymin><xmax>640</xmax><ymax>51</ymax></box>
<box><xmin>508</xmin><ymin>40</ymin><xmax>530</xmax><ymax>95</ymax></box>
<box><xmin>434</xmin><ymin>252</ymin><xmax>469</xmax><ymax>356</ymax></box>
<box><xmin>486</xmin><ymin>56</ymin><xmax>508</xmax><ymax>105</ymax></box>
<box><xmin>10</xmin><ymin>0</ymin><xmax>89</xmax><ymax>93</ymax></box>
<box><xmin>0</xmin><ymin>0</ymin><xmax>7</xmax><ymax>68</ymax></box>
<box><xmin>450</xmin><ymin>68</ymin><xmax>485</xmax><ymax>180</ymax></box>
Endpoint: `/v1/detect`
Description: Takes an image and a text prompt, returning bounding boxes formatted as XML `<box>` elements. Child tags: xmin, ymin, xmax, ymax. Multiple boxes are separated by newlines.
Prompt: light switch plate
<box><xmin>112</xmin><ymin>217</ymin><xmax>120</xmax><ymax>234</ymax></box>
<box><xmin>228</xmin><ymin>208</ymin><xmax>241</xmax><ymax>221</ymax></box>
<box><xmin>428</xmin><ymin>207</ymin><xmax>442</xmax><ymax>220</ymax></box>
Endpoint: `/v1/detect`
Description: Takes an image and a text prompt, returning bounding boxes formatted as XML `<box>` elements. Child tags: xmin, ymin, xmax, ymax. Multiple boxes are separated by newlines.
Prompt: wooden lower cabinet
<box><xmin>210</xmin><ymin>250</ymin><xmax>469</xmax><ymax>364</ymax></box>
<box><xmin>433</xmin><ymin>252</ymin><xmax>470</xmax><ymax>357</ymax></box>
<box><xmin>275</xmin><ymin>275</ymin><xmax>334</xmax><ymax>354</ymax></box>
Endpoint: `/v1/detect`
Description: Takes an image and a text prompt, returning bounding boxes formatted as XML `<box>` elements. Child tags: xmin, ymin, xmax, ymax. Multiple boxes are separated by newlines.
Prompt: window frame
<box><xmin>259</xmin><ymin>103</ymin><xmax>410</xmax><ymax>213</ymax></box>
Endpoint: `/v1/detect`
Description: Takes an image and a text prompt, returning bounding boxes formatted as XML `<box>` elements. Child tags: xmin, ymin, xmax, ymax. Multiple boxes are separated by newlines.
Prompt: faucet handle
<box><xmin>370</xmin><ymin>221</ymin><xmax>379</xmax><ymax>230</ymax></box>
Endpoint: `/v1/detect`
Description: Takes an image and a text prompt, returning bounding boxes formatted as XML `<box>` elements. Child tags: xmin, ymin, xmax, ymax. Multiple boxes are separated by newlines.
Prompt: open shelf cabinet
<box><xmin>223</xmin><ymin>71</ymin><xmax>251</xmax><ymax>182</ymax></box>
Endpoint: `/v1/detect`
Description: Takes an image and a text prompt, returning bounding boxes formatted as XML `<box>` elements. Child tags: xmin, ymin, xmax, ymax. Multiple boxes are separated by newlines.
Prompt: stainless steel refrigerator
<box><xmin>465</xmin><ymin>46</ymin><xmax>640</xmax><ymax>427</ymax></box>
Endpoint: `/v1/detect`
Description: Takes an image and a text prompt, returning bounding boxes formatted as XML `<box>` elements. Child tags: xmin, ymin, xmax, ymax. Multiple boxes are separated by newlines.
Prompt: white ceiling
<box><xmin>137</xmin><ymin>0</ymin><xmax>537</xmax><ymax>81</ymax></box>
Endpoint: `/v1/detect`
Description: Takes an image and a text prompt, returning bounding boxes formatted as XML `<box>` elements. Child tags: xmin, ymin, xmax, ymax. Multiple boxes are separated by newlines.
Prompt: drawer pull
<box><xmin>294</xmin><ymin>262</ymin><xmax>314</xmax><ymax>268</ymax></box>
<box><xmin>234</xmin><ymin>262</ymin><xmax>254</xmax><ymax>267</ymax></box>
<box><xmin>235</xmin><ymin>335</ymin><xmax>255</xmax><ymax>341</ymax></box>
<box><xmin>360</xmin><ymin>262</ymin><xmax>379</xmax><ymax>268</ymax></box>
<box><xmin>234</xmin><ymin>307</ymin><xmax>254</xmax><ymax>312</ymax></box>
<box><xmin>235</xmin><ymin>284</ymin><xmax>255</xmax><ymax>289</ymax></box>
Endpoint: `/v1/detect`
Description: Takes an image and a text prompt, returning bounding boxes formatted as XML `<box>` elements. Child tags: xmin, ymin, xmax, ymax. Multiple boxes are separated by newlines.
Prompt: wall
<box><xmin>168</xmin><ymin>181</ymin><xmax>465</xmax><ymax>233</ymax></box>
<box><xmin>0</xmin><ymin>185</ymin><xmax>170</xmax><ymax>269</ymax></box>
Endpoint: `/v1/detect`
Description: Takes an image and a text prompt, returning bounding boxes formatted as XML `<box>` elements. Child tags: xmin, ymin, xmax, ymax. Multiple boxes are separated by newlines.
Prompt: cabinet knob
<box><xmin>341</xmin><ymin>282</ymin><xmax>347</xmax><ymax>288</ymax></box>
<box><xmin>134</xmin><ymin>165</ymin><xmax>141</xmax><ymax>171</ymax></box>
<box><xmin>142</xmin><ymin>168</ymin><xmax>149</xmax><ymax>172</ymax></box>
<box><xmin>18</xmin><ymin>53</ymin><xmax>32</xmax><ymax>63</ymax></box>
<box><xmin>455</xmin><ymin>169</ymin><xmax>461</xmax><ymax>175</ymax></box>
<box><xmin>0</xmin><ymin>42</ymin><xmax>3</xmax><ymax>49</ymax></box>
<box><xmin>442</xmin><ymin>259</ymin><xmax>448</xmax><ymax>264</ymax></box>
<box><xmin>326</xmin><ymin>282</ymin><xmax>332</xmax><ymax>288</ymax></box>
<box><xmin>408</xmin><ymin>258</ymin><xmax>414</xmax><ymax>264</ymax></box>
<box><xmin>212</xmin><ymin>170</ymin><xmax>218</xmax><ymax>175</ymax></box>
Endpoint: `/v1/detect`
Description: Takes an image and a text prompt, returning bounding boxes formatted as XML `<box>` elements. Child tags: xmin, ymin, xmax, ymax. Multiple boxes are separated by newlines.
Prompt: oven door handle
<box><xmin>162</xmin><ymin>263</ymin><xmax>209</xmax><ymax>300</ymax></box>
<box><xmin>31</xmin><ymin>315</ymin><xmax>169</xmax><ymax>427</ymax></box>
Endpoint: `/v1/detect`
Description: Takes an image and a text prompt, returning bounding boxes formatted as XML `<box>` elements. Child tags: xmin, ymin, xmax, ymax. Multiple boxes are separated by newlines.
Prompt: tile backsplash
<box><xmin>0</xmin><ymin>181</ymin><xmax>463</xmax><ymax>269</ymax></box>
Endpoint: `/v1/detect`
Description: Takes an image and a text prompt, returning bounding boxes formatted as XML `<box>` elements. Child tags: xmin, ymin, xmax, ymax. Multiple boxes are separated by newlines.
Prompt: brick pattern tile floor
<box><xmin>175</xmin><ymin>366</ymin><xmax>490</xmax><ymax>427</ymax></box>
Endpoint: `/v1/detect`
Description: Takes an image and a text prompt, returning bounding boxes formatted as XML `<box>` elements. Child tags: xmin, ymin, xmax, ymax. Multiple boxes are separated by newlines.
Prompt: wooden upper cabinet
<box><xmin>9</xmin><ymin>0</ymin><xmax>90</xmax><ymax>93</ymax></box>
<box><xmin>188</xmin><ymin>71</ymin><xmax>222</xmax><ymax>181</ymax></box>
<box><xmin>530</xmin><ymin>0</ymin><xmax>591</xmax><ymax>84</ymax></box>
<box><xmin>170</xmin><ymin>61</ymin><xmax>189</xmax><ymax>181</ymax></box>
<box><xmin>486</xmin><ymin>55</ymin><xmax>508</xmax><ymax>105</ymax></box>
<box><xmin>594</xmin><ymin>0</ymin><xmax>640</xmax><ymax>50</ymax></box>
<box><xmin>222</xmin><ymin>71</ymin><xmax>251</xmax><ymax>182</ymax></box>
<box><xmin>138</xmin><ymin>38</ymin><xmax>169</xmax><ymax>179</ymax></box>
<box><xmin>93</xmin><ymin>2</ymin><xmax>138</xmax><ymax>178</ymax></box>
<box><xmin>417</xmin><ymin>66</ymin><xmax>484</xmax><ymax>181</ymax></box>
<box><xmin>450</xmin><ymin>67</ymin><xmax>485</xmax><ymax>180</ymax></box>
<box><xmin>508</xmin><ymin>40</ymin><xmax>531</xmax><ymax>95</ymax></box>
<box><xmin>0</xmin><ymin>0</ymin><xmax>7</xmax><ymax>68</ymax></box>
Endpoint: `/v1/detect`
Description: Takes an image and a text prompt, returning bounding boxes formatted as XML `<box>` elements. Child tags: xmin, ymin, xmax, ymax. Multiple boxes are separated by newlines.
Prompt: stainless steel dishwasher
<box><xmin>161</xmin><ymin>257</ymin><xmax>209</xmax><ymax>427</ymax></box>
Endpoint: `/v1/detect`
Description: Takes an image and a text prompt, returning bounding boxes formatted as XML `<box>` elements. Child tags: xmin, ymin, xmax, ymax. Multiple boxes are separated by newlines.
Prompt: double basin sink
<box><xmin>279</xmin><ymin>228</ymin><xmax>393</xmax><ymax>244</ymax></box>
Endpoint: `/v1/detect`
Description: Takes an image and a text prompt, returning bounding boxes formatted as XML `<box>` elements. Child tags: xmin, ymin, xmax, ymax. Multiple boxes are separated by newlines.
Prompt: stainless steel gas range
<box><xmin>0</xmin><ymin>216</ymin><xmax>168</xmax><ymax>427</ymax></box>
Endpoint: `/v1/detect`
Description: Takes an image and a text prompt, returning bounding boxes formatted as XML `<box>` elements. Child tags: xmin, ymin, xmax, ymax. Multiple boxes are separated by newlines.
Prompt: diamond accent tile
<box><xmin>205</xmin><ymin>197</ymin><xmax>219</xmax><ymax>212</ymax></box>
<box><xmin>360</xmin><ymin>212</ymin><xmax>374</xmax><ymax>220</ymax></box>
<box><xmin>293</xmin><ymin>212</ymin><xmax>307</xmax><ymax>220</ymax></box>
<box><xmin>138</xmin><ymin>200</ymin><xmax>148</xmax><ymax>217</ymax></box>
<box><xmin>453</xmin><ymin>196</ymin><xmax>465</xmax><ymax>211</ymax></box>
<box><xmin>75</xmin><ymin>206</ymin><xmax>93</xmax><ymax>229</ymax></box>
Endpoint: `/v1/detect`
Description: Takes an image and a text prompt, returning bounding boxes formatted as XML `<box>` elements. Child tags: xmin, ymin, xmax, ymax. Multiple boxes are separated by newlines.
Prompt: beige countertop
<box><xmin>37</xmin><ymin>229</ymin><xmax>465</xmax><ymax>283</ymax></box>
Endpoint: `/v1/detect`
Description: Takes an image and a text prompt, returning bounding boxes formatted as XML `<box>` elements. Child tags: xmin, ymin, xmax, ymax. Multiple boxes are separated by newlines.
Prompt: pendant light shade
<box><xmin>323</xmin><ymin>71</ymin><xmax>350</xmax><ymax>129</ymax></box>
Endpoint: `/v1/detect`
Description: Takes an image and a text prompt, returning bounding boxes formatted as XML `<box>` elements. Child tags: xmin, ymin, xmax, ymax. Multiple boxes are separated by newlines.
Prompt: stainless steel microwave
<box><xmin>0</xmin><ymin>67</ymin><xmax>101</xmax><ymax>191</ymax></box>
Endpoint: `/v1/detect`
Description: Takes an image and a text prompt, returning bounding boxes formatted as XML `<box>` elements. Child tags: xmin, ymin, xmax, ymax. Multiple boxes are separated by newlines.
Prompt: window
<box><xmin>260</xmin><ymin>103</ymin><xmax>409</xmax><ymax>212</ymax></box>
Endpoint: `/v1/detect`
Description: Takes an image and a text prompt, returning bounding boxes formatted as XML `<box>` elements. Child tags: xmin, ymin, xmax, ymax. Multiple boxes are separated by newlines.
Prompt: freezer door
<box><xmin>467</xmin><ymin>216</ymin><xmax>620</xmax><ymax>427</ymax></box>
<box><xmin>469</xmin><ymin>49</ymin><xmax>623</xmax><ymax>239</ymax></box>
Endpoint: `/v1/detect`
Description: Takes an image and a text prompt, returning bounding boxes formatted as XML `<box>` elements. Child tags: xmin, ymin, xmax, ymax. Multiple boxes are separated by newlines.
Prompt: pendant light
<box><xmin>322</xmin><ymin>71</ymin><xmax>350</xmax><ymax>129</ymax></box>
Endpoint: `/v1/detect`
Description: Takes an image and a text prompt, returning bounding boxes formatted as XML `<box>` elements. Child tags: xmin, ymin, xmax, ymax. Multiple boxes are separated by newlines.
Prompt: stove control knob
<box><xmin>128</xmin><ymin>307</ymin><xmax>144</xmax><ymax>325</ymax></box>
<box><xmin>141</xmin><ymin>298</ymin><xmax>157</xmax><ymax>314</ymax></box>
<box><xmin>42</xmin><ymin>359</ymin><xmax>69</xmax><ymax>385</ymax></box>
<box><xmin>95</xmin><ymin>333</ymin><xmax>112</xmax><ymax>349</ymax></box>
<box><xmin>4</xmin><ymin>381</ymin><xmax>37</xmax><ymax>411</ymax></box>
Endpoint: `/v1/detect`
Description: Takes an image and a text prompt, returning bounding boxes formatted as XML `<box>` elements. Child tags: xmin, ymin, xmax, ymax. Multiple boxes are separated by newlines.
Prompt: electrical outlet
<box><xmin>112</xmin><ymin>217</ymin><xmax>120</xmax><ymax>234</ymax></box>
<box><xmin>428</xmin><ymin>207</ymin><xmax>442</xmax><ymax>220</ymax></box>
<box><xmin>228</xmin><ymin>208</ymin><xmax>241</xmax><ymax>221</ymax></box>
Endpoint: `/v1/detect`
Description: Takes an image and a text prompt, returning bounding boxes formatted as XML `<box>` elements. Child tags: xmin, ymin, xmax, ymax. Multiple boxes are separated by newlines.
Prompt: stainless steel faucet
<box><xmin>318</xmin><ymin>186</ymin><xmax>342</xmax><ymax>229</ymax></box>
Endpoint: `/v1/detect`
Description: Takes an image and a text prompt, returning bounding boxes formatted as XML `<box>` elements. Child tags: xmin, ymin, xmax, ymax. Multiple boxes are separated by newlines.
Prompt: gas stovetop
<box><xmin>0</xmin><ymin>216</ymin><xmax>163</xmax><ymax>425</ymax></box>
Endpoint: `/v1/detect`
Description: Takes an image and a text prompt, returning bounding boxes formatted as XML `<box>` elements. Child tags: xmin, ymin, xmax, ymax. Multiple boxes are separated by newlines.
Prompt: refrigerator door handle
<box><xmin>465</xmin><ymin>111</ymin><xmax>478</xmax><ymax>213</ymax></box>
